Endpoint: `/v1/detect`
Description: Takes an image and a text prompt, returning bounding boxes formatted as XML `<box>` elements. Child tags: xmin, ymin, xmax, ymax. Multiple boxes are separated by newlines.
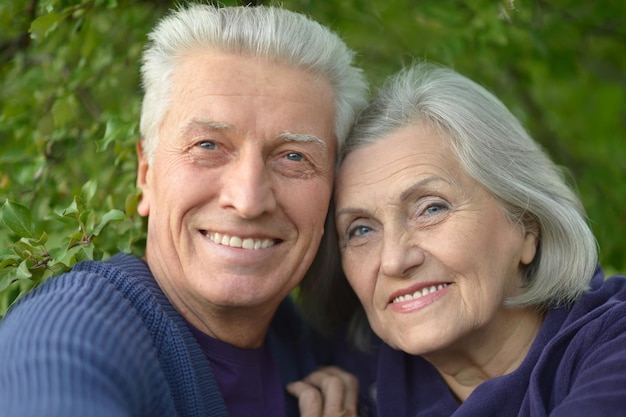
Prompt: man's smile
<box><xmin>201</xmin><ymin>231</ymin><xmax>279</xmax><ymax>250</ymax></box>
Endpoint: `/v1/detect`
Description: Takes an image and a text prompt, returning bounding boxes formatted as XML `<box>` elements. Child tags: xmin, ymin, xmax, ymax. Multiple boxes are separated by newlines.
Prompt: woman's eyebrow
<box><xmin>335</xmin><ymin>206</ymin><xmax>370</xmax><ymax>219</ymax></box>
<box><xmin>398</xmin><ymin>176</ymin><xmax>450</xmax><ymax>203</ymax></box>
<box><xmin>335</xmin><ymin>177</ymin><xmax>449</xmax><ymax>219</ymax></box>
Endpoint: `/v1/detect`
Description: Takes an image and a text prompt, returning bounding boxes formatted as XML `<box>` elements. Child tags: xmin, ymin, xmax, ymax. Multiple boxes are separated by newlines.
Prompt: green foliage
<box><xmin>284</xmin><ymin>0</ymin><xmax>626</xmax><ymax>275</ymax></box>
<box><xmin>1</xmin><ymin>0</ymin><xmax>625</xmax><ymax>316</ymax></box>
<box><xmin>0</xmin><ymin>0</ymin><xmax>154</xmax><ymax>315</ymax></box>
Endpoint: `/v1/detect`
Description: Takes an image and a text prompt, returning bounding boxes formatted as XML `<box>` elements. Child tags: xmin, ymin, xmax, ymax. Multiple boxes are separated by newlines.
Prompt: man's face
<box><xmin>137</xmin><ymin>51</ymin><xmax>336</xmax><ymax>324</ymax></box>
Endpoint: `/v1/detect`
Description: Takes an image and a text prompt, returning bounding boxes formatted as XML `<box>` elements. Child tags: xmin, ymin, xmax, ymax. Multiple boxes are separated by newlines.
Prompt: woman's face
<box><xmin>335</xmin><ymin>123</ymin><xmax>538</xmax><ymax>356</ymax></box>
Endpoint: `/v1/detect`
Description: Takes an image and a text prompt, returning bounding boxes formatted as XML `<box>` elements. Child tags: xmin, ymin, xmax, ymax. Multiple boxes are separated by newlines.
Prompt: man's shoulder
<box><xmin>0</xmin><ymin>257</ymin><xmax>174</xmax><ymax>417</ymax></box>
<box><xmin>71</xmin><ymin>252</ymin><xmax>151</xmax><ymax>286</ymax></box>
<box><xmin>0</xmin><ymin>254</ymin><xmax>158</xmax><ymax>338</ymax></box>
<box><xmin>4</xmin><ymin>257</ymin><xmax>139</xmax><ymax>322</ymax></box>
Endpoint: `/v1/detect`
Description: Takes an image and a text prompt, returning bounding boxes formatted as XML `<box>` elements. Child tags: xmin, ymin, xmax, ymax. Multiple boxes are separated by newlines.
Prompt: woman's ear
<box><xmin>136</xmin><ymin>140</ymin><xmax>151</xmax><ymax>217</ymax></box>
<box><xmin>520</xmin><ymin>216</ymin><xmax>540</xmax><ymax>266</ymax></box>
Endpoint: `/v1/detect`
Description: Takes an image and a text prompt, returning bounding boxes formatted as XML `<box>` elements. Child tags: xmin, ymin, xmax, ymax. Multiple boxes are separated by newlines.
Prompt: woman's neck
<box><xmin>424</xmin><ymin>306</ymin><xmax>545</xmax><ymax>402</ymax></box>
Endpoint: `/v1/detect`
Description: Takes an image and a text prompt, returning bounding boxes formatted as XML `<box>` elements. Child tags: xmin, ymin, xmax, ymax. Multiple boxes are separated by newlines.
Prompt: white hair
<box><xmin>343</xmin><ymin>62</ymin><xmax>598</xmax><ymax>308</ymax></box>
<box><xmin>139</xmin><ymin>3</ymin><xmax>368</xmax><ymax>163</ymax></box>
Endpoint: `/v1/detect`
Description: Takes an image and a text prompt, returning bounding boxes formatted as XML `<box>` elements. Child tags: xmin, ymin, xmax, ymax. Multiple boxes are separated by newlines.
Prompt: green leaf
<box><xmin>49</xmin><ymin>245</ymin><xmax>77</xmax><ymax>269</ymax></box>
<box><xmin>15</xmin><ymin>261</ymin><xmax>32</xmax><ymax>281</ymax></box>
<box><xmin>79</xmin><ymin>209</ymin><xmax>93</xmax><ymax>231</ymax></box>
<box><xmin>0</xmin><ymin>256</ymin><xmax>19</xmax><ymax>269</ymax></box>
<box><xmin>29</xmin><ymin>12</ymin><xmax>62</xmax><ymax>40</ymax></box>
<box><xmin>98</xmin><ymin>119</ymin><xmax>136</xmax><ymax>151</ymax></box>
<box><xmin>0</xmin><ymin>269</ymin><xmax>15</xmax><ymax>293</ymax></box>
<box><xmin>92</xmin><ymin>209</ymin><xmax>125</xmax><ymax>236</ymax></box>
<box><xmin>27</xmin><ymin>232</ymin><xmax>48</xmax><ymax>247</ymax></box>
<box><xmin>80</xmin><ymin>179</ymin><xmax>98</xmax><ymax>205</ymax></box>
<box><xmin>48</xmin><ymin>262</ymin><xmax>70</xmax><ymax>276</ymax></box>
<box><xmin>12</xmin><ymin>241</ymin><xmax>34</xmax><ymax>259</ymax></box>
<box><xmin>58</xmin><ymin>196</ymin><xmax>84</xmax><ymax>217</ymax></box>
<box><xmin>51</xmin><ymin>95</ymin><xmax>78</xmax><ymax>128</ymax></box>
<box><xmin>1</xmin><ymin>200</ymin><xmax>34</xmax><ymax>239</ymax></box>
<box><xmin>124</xmin><ymin>191</ymin><xmax>139</xmax><ymax>218</ymax></box>
<box><xmin>67</xmin><ymin>231</ymin><xmax>84</xmax><ymax>247</ymax></box>
<box><xmin>73</xmin><ymin>246</ymin><xmax>93</xmax><ymax>263</ymax></box>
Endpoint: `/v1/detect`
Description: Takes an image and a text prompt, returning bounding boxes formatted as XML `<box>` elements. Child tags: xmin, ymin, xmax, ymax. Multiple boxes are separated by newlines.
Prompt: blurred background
<box><xmin>1</xmin><ymin>0</ymin><xmax>624</xmax><ymax>314</ymax></box>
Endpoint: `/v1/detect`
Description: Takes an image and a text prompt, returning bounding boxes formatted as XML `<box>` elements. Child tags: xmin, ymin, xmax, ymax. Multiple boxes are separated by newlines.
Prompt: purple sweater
<box><xmin>341</xmin><ymin>268</ymin><xmax>626</xmax><ymax>417</ymax></box>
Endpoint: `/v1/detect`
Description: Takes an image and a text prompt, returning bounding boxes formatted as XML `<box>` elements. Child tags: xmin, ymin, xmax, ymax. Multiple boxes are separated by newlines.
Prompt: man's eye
<box><xmin>199</xmin><ymin>141</ymin><xmax>217</xmax><ymax>150</ymax></box>
<box><xmin>286</xmin><ymin>152</ymin><xmax>303</xmax><ymax>162</ymax></box>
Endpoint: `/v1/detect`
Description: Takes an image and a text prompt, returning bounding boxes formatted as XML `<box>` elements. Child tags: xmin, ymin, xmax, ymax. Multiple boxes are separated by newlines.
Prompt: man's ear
<box><xmin>136</xmin><ymin>140</ymin><xmax>151</xmax><ymax>217</ymax></box>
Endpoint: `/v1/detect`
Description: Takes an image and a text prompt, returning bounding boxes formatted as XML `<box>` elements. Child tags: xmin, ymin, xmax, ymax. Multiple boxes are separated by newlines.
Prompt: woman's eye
<box><xmin>347</xmin><ymin>225</ymin><xmax>372</xmax><ymax>240</ymax></box>
<box><xmin>416</xmin><ymin>200</ymin><xmax>450</xmax><ymax>222</ymax></box>
<box><xmin>425</xmin><ymin>204</ymin><xmax>445</xmax><ymax>215</ymax></box>
<box><xmin>286</xmin><ymin>152</ymin><xmax>304</xmax><ymax>162</ymax></box>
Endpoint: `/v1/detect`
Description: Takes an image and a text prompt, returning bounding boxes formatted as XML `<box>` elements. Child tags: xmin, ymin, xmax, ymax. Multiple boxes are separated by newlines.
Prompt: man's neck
<box><xmin>183</xmin><ymin>304</ymin><xmax>276</xmax><ymax>349</ymax></box>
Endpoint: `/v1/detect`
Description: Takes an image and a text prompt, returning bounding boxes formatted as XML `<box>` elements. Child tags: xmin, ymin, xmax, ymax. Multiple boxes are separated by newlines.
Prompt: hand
<box><xmin>286</xmin><ymin>366</ymin><xmax>359</xmax><ymax>417</ymax></box>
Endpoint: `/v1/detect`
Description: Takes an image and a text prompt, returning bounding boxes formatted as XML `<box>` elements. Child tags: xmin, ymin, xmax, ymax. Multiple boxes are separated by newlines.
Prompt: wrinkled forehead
<box><xmin>335</xmin><ymin>123</ymin><xmax>473</xmax><ymax>212</ymax></box>
<box><xmin>164</xmin><ymin>50</ymin><xmax>337</xmax><ymax>143</ymax></box>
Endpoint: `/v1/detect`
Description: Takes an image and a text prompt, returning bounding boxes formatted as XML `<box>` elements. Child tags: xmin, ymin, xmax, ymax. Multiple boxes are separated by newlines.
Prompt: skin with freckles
<box><xmin>335</xmin><ymin>123</ymin><xmax>542</xmax><ymax>400</ymax></box>
<box><xmin>136</xmin><ymin>50</ymin><xmax>336</xmax><ymax>349</ymax></box>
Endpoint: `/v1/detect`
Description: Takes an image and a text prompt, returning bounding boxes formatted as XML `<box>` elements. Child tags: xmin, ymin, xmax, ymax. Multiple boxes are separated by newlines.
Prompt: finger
<box><xmin>320</xmin><ymin>366</ymin><xmax>360</xmax><ymax>410</ymax></box>
<box><xmin>303</xmin><ymin>366</ymin><xmax>359</xmax><ymax>414</ymax></box>
<box><xmin>321</xmin><ymin>376</ymin><xmax>351</xmax><ymax>416</ymax></box>
<box><xmin>287</xmin><ymin>381</ymin><xmax>323</xmax><ymax>417</ymax></box>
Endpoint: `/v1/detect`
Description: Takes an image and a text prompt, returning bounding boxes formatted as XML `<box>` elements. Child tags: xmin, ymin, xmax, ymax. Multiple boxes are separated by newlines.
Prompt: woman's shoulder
<box><xmin>528</xmin><ymin>271</ymin><xmax>626</xmax><ymax>415</ymax></box>
<box><xmin>571</xmin><ymin>269</ymin><xmax>626</xmax><ymax>323</ymax></box>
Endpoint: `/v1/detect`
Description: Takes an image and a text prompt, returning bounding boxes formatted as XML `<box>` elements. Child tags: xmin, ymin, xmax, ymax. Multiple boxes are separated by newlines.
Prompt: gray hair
<box><xmin>342</xmin><ymin>62</ymin><xmax>598</xmax><ymax>308</ymax></box>
<box><xmin>139</xmin><ymin>3</ymin><xmax>368</xmax><ymax>163</ymax></box>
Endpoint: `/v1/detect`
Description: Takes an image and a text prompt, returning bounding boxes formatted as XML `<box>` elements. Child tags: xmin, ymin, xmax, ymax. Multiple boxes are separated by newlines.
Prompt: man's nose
<box><xmin>219</xmin><ymin>153</ymin><xmax>277</xmax><ymax>219</ymax></box>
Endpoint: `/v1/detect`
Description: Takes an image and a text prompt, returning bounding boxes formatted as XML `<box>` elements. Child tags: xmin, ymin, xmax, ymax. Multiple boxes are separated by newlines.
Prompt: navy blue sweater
<box><xmin>0</xmin><ymin>254</ymin><xmax>328</xmax><ymax>416</ymax></box>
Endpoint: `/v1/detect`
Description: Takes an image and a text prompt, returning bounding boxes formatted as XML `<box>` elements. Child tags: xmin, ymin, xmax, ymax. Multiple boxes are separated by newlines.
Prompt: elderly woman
<box><xmin>327</xmin><ymin>62</ymin><xmax>626</xmax><ymax>416</ymax></box>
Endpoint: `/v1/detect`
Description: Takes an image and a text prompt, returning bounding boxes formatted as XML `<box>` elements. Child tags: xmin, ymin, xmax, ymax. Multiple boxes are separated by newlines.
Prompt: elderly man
<box><xmin>0</xmin><ymin>4</ymin><xmax>367</xmax><ymax>417</ymax></box>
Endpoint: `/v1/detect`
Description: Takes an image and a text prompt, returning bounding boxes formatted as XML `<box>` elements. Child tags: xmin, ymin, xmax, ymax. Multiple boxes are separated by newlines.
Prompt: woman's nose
<box><xmin>379</xmin><ymin>230</ymin><xmax>425</xmax><ymax>279</ymax></box>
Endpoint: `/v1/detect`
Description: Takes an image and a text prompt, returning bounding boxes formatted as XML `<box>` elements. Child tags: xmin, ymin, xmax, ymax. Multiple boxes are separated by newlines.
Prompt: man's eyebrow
<box><xmin>179</xmin><ymin>123</ymin><xmax>327</xmax><ymax>150</ymax></box>
<box><xmin>277</xmin><ymin>131</ymin><xmax>327</xmax><ymax>149</ymax></box>
<box><xmin>180</xmin><ymin>119</ymin><xmax>233</xmax><ymax>134</ymax></box>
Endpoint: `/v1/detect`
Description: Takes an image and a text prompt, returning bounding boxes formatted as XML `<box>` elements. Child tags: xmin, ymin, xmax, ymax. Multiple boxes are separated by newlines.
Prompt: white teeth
<box><xmin>392</xmin><ymin>283</ymin><xmax>448</xmax><ymax>304</ymax></box>
<box><xmin>208</xmin><ymin>232</ymin><xmax>275</xmax><ymax>250</ymax></box>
